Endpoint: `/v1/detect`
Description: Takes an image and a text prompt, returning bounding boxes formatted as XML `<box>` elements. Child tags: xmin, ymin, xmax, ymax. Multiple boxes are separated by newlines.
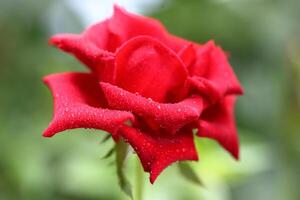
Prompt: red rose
<box><xmin>43</xmin><ymin>5</ymin><xmax>243</xmax><ymax>183</ymax></box>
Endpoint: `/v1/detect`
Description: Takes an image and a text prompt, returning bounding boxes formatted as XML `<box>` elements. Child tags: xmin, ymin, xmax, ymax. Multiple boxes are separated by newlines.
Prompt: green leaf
<box><xmin>99</xmin><ymin>134</ymin><xmax>111</xmax><ymax>144</ymax></box>
<box><xmin>115</xmin><ymin>139</ymin><xmax>133</xmax><ymax>199</ymax></box>
<box><xmin>178</xmin><ymin>162</ymin><xmax>204</xmax><ymax>187</ymax></box>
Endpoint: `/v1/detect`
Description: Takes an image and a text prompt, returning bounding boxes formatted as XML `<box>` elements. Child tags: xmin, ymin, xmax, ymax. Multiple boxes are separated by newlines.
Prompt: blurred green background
<box><xmin>0</xmin><ymin>0</ymin><xmax>300</xmax><ymax>199</ymax></box>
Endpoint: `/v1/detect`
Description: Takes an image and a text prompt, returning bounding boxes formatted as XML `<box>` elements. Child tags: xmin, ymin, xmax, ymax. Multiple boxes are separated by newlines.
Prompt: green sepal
<box><xmin>115</xmin><ymin>139</ymin><xmax>133</xmax><ymax>199</ymax></box>
<box><xmin>101</xmin><ymin>146</ymin><xmax>115</xmax><ymax>159</ymax></box>
<box><xmin>99</xmin><ymin>134</ymin><xmax>111</xmax><ymax>144</ymax></box>
<box><xmin>178</xmin><ymin>162</ymin><xmax>204</xmax><ymax>187</ymax></box>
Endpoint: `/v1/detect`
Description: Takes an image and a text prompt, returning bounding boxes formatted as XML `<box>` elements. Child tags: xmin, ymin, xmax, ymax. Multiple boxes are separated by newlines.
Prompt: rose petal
<box><xmin>43</xmin><ymin>72</ymin><xmax>134</xmax><ymax>138</ymax></box>
<box><xmin>109</xmin><ymin>5</ymin><xmax>189</xmax><ymax>52</ymax></box>
<box><xmin>189</xmin><ymin>41</ymin><xmax>243</xmax><ymax>98</ymax></box>
<box><xmin>114</xmin><ymin>36</ymin><xmax>188</xmax><ymax>102</ymax></box>
<box><xmin>118</xmin><ymin>126</ymin><xmax>198</xmax><ymax>183</ymax></box>
<box><xmin>178</xmin><ymin>44</ymin><xmax>196</xmax><ymax>67</ymax></box>
<box><xmin>187</xmin><ymin>76</ymin><xmax>222</xmax><ymax>104</ymax></box>
<box><xmin>48</xmin><ymin>6</ymin><xmax>196</xmax><ymax>82</ymax></box>
<box><xmin>49</xmin><ymin>22</ymin><xmax>116</xmax><ymax>82</ymax></box>
<box><xmin>100</xmin><ymin>82</ymin><xmax>203</xmax><ymax>134</ymax></box>
<box><xmin>197</xmin><ymin>96</ymin><xmax>239</xmax><ymax>159</ymax></box>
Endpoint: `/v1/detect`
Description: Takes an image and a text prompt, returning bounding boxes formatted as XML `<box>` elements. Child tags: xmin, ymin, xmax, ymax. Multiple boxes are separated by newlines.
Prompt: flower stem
<box><xmin>135</xmin><ymin>157</ymin><xmax>144</xmax><ymax>200</ymax></box>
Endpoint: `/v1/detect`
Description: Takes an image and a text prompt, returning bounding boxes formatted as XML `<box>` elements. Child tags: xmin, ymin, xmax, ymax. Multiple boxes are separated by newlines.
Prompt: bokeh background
<box><xmin>0</xmin><ymin>0</ymin><xmax>300</xmax><ymax>200</ymax></box>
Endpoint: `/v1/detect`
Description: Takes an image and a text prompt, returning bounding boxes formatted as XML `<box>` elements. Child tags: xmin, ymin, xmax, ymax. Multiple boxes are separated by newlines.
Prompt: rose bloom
<box><xmin>43</xmin><ymin>5</ymin><xmax>243</xmax><ymax>183</ymax></box>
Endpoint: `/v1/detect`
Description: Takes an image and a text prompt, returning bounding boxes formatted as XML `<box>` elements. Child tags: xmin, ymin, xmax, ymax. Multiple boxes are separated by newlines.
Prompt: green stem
<box><xmin>135</xmin><ymin>157</ymin><xmax>144</xmax><ymax>200</ymax></box>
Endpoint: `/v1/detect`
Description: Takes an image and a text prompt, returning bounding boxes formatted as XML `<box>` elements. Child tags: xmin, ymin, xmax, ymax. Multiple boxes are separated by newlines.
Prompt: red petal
<box><xmin>189</xmin><ymin>41</ymin><xmax>243</xmax><ymax>98</ymax></box>
<box><xmin>178</xmin><ymin>44</ymin><xmax>196</xmax><ymax>67</ymax></box>
<box><xmin>197</xmin><ymin>96</ymin><xmax>239</xmax><ymax>159</ymax></box>
<box><xmin>187</xmin><ymin>76</ymin><xmax>222</xmax><ymax>104</ymax></box>
<box><xmin>100</xmin><ymin>82</ymin><xmax>203</xmax><ymax>134</ymax></box>
<box><xmin>49</xmin><ymin>22</ymin><xmax>116</xmax><ymax>82</ymax></box>
<box><xmin>114</xmin><ymin>36</ymin><xmax>188</xmax><ymax>102</ymax></box>
<box><xmin>118</xmin><ymin>126</ymin><xmax>198</xmax><ymax>183</ymax></box>
<box><xmin>43</xmin><ymin>72</ymin><xmax>134</xmax><ymax>137</ymax></box>
<box><xmin>49</xmin><ymin>19</ymin><xmax>110</xmax><ymax>51</ymax></box>
<box><xmin>109</xmin><ymin>5</ymin><xmax>189</xmax><ymax>52</ymax></box>
<box><xmin>48</xmin><ymin>6</ymin><xmax>196</xmax><ymax>82</ymax></box>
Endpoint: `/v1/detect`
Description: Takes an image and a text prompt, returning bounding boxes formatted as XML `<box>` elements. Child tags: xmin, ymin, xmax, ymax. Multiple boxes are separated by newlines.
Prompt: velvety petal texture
<box><xmin>43</xmin><ymin>5</ymin><xmax>243</xmax><ymax>184</ymax></box>
<box><xmin>109</xmin><ymin>5</ymin><xmax>190</xmax><ymax>52</ymax></box>
<box><xmin>178</xmin><ymin>44</ymin><xmax>197</xmax><ymax>67</ymax></box>
<box><xmin>114</xmin><ymin>36</ymin><xmax>188</xmax><ymax>102</ymax></box>
<box><xmin>118</xmin><ymin>126</ymin><xmax>198</xmax><ymax>183</ymax></box>
<box><xmin>197</xmin><ymin>96</ymin><xmax>239</xmax><ymax>159</ymax></box>
<box><xmin>188</xmin><ymin>41</ymin><xmax>243</xmax><ymax>98</ymax></box>
<box><xmin>100</xmin><ymin>82</ymin><xmax>203</xmax><ymax>134</ymax></box>
<box><xmin>43</xmin><ymin>72</ymin><xmax>134</xmax><ymax>137</ymax></box>
<box><xmin>49</xmin><ymin>31</ymin><xmax>116</xmax><ymax>83</ymax></box>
